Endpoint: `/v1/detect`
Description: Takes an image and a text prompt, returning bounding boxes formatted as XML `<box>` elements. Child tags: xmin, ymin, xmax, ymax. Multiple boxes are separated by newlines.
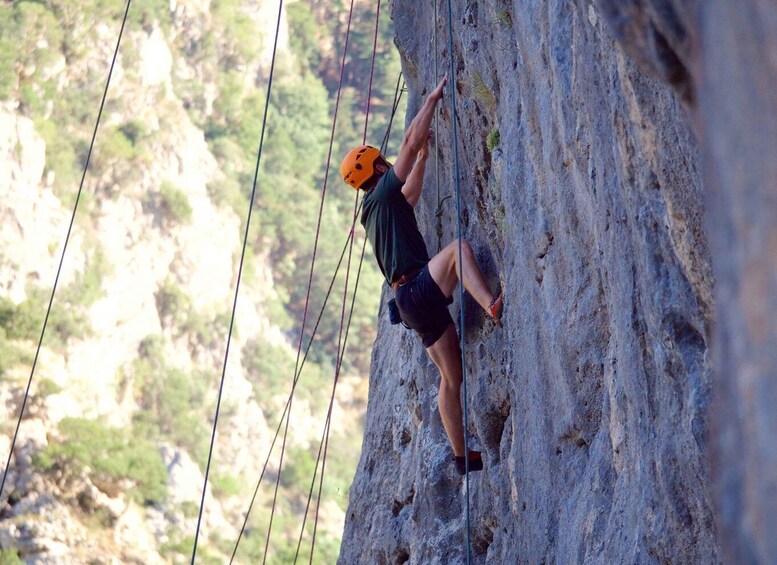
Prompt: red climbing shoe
<box><xmin>487</xmin><ymin>292</ymin><xmax>503</xmax><ymax>326</ymax></box>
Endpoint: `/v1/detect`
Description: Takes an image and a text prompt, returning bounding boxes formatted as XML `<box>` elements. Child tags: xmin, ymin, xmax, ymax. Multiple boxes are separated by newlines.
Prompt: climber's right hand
<box><xmin>431</xmin><ymin>76</ymin><xmax>447</xmax><ymax>102</ymax></box>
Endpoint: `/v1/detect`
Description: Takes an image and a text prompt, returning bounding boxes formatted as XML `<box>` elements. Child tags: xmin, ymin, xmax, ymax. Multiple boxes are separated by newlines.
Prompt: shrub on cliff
<box><xmin>33</xmin><ymin>417</ymin><xmax>167</xmax><ymax>506</ymax></box>
<box><xmin>155</xmin><ymin>182</ymin><xmax>194</xmax><ymax>225</ymax></box>
<box><xmin>0</xmin><ymin>548</ymin><xmax>23</xmax><ymax>565</ymax></box>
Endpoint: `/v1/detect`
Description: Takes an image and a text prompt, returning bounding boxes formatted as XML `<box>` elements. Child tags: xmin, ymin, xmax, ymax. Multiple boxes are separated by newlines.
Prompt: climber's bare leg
<box><xmin>426</xmin><ymin>323</ymin><xmax>465</xmax><ymax>457</ymax></box>
<box><xmin>427</xmin><ymin>239</ymin><xmax>493</xmax><ymax>312</ymax></box>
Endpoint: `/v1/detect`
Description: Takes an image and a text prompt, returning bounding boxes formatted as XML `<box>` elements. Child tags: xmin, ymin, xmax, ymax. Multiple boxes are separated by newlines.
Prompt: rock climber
<box><xmin>340</xmin><ymin>76</ymin><xmax>503</xmax><ymax>475</ymax></box>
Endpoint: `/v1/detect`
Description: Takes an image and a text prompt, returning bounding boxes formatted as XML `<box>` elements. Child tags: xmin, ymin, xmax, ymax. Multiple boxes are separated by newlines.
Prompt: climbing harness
<box><xmin>0</xmin><ymin>0</ymin><xmax>133</xmax><ymax>507</ymax></box>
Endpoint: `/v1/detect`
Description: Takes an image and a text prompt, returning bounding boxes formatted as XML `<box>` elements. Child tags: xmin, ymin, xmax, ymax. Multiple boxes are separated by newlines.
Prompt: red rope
<box><xmin>362</xmin><ymin>0</ymin><xmax>382</xmax><ymax>142</ymax></box>
<box><xmin>262</xmin><ymin>0</ymin><xmax>359</xmax><ymax>562</ymax></box>
<box><xmin>309</xmin><ymin>0</ymin><xmax>383</xmax><ymax>559</ymax></box>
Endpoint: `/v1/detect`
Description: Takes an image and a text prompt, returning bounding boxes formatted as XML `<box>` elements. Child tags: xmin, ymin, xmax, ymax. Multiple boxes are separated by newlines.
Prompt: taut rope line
<box><xmin>445</xmin><ymin>0</ymin><xmax>473</xmax><ymax>561</ymax></box>
<box><xmin>0</xmin><ymin>0</ymin><xmax>133</xmax><ymax>508</ymax></box>
<box><xmin>190</xmin><ymin>1</ymin><xmax>284</xmax><ymax>562</ymax></box>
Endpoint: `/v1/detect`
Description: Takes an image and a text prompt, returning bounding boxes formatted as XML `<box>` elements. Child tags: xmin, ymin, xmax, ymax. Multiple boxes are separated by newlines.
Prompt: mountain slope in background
<box><xmin>0</xmin><ymin>0</ymin><xmax>402</xmax><ymax>562</ymax></box>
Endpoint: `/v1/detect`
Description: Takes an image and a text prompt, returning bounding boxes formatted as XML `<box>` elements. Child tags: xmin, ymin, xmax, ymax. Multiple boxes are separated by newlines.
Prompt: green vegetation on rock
<box><xmin>0</xmin><ymin>549</ymin><xmax>23</xmax><ymax>565</ymax></box>
<box><xmin>158</xmin><ymin>181</ymin><xmax>194</xmax><ymax>224</ymax></box>
<box><xmin>487</xmin><ymin>129</ymin><xmax>501</xmax><ymax>151</ymax></box>
<box><xmin>0</xmin><ymin>243</ymin><xmax>108</xmax><ymax>357</ymax></box>
<box><xmin>34</xmin><ymin>417</ymin><xmax>167</xmax><ymax>505</ymax></box>
<box><xmin>129</xmin><ymin>334</ymin><xmax>211</xmax><ymax>466</ymax></box>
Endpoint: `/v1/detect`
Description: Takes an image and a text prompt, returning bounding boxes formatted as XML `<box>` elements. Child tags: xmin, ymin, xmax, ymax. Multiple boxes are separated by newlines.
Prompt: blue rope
<box><xmin>190</xmin><ymin>1</ymin><xmax>284</xmax><ymax>562</ymax></box>
<box><xmin>445</xmin><ymin>0</ymin><xmax>472</xmax><ymax>562</ymax></box>
<box><xmin>0</xmin><ymin>0</ymin><xmax>132</xmax><ymax>506</ymax></box>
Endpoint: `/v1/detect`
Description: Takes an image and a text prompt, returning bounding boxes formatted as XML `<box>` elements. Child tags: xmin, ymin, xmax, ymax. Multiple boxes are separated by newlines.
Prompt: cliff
<box><xmin>342</xmin><ymin>0</ymin><xmax>777</xmax><ymax>562</ymax></box>
<box><xmin>600</xmin><ymin>2</ymin><xmax>777</xmax><ymax>562</ymax></box>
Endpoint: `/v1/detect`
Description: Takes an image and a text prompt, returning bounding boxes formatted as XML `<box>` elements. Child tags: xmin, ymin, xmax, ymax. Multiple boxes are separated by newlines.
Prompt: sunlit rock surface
<box><xmin>340</xmin><ymin>1</ymin><xmax>720</xmax><ymax>563</ymax></box>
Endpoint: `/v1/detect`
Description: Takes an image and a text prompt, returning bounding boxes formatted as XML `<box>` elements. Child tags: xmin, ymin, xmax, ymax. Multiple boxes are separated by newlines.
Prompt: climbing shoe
<box><xmin>488</xmin><ymin>292</ymin><xmax>504</xmax><ymax>326</ymax></box>
<box><xmin>455</xmin><ymin>451</ymin><xmax>484</xmax><ymax>475</ymax></box>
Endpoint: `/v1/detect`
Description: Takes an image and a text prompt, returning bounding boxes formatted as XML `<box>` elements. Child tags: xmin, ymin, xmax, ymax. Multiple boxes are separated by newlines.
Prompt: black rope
<box><xmin>309</xmin><ymin>155</ymin><xmax>362</xmax><ymax>564</ymax></box>
<box><xmin>260</xmin><ymin>1</ymin><xmax>358</xmax><ymax>561</ymax></box>
<box><xmin>0</xmin><ymin>0</ymin><xmax>132</xmax><ymax>506</ymax></box>
<box><xmin>190</xmin><ymin>1</ymin><xmax>284</xmax><ymax>562</ymax></box>
<box><xmin>230</xmin><ymin>62</ymin><xmax>404</xmax><ymax>564</ymax></box>
<box><xmin>308</xmin><ymin>235</ymin><xmax>367</xmax><ymax>562</ymax></box>
<box><xmin>293</xmin><ymin>236</ymin><xmax>367</xmax><ymax>564</ymax></box>
<box><xmin>381</xmin><ymin>72</ymin><xmax>405</xmax><ymax>153</ymax></box>
<box><xmin>229</xmin><ymin>203</ymin><xmax>362</xmax><ymax>564</ymax></box>
<box><xmin>306</xmin><ymin>0</ymin><xmax>384</xmax><ymax>552</ymax></box>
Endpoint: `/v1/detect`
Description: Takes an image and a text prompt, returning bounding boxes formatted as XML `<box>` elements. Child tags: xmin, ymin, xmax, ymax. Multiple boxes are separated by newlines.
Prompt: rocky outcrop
<box><xmin>341</xmin><ymin>1</ymin><xmax>720</xmax><ymax>563</ymax></box>
<box><xmin>0</xmin><ymin>109</ymin><xmax>78</xmax><ymax>303</ymax></box>
<box><xmin>588</xmin><ymin>0</ymin><xmax>777</xmax><ymax>563</ymax></box>
<box><xmin>594</xmin><ymin>2</ymin><xmax>777</xmax><ymax>562</ymax></box>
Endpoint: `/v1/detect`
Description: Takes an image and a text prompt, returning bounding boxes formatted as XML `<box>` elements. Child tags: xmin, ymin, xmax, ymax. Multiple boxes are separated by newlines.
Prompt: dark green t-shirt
<box><xmin>361</xmin><ymin>167</ymin><xmax>429</xmax><ymax>284</ymax></box>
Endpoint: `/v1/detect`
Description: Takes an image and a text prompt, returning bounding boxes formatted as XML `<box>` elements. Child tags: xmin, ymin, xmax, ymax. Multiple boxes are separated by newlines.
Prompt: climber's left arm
<box><xmin>401</xmin><ymin>133</ymin><xmax>430</xmax><ymax>207</ymax></box>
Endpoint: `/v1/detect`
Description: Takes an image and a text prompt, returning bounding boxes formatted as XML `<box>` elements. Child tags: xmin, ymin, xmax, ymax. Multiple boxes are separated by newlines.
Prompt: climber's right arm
<box><xmin>392</xmin><ymin>76</ymin><xmax>446</xmax><ymax>182</ymax></box>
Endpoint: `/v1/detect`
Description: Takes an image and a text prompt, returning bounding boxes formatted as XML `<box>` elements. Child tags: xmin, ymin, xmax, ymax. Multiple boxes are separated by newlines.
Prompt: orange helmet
<box><xmin>340</xmin><ymin>145</ymin><xmax>381</xmax><ymax>189</ymax></box>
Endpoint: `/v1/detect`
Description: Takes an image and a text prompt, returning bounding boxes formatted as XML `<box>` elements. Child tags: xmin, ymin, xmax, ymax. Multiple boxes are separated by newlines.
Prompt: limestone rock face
<box><xmin>591</xmin><ymin>2</ymin><xmax>777</xmax><ymax>561</ymax></box>
<box><xmin>0</xmin><ymin>109</ymin><xmax>80</xmax><ymax>303</ymax></box>
<box><xmin>340</xmin><ymin>1</ymin><xmax>719</xmax><ymax>563</ymax></box>
<box><xmin>698</xmin><ymin>5</ymin><xmax>777</xmax><ymax>560</ymax></box>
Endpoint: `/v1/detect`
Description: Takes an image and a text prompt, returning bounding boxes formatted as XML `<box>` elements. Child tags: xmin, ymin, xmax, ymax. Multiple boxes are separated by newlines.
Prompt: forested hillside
<box><xmin>0</xmin><ymin>0</ymin><xmax>402</xmax><ymax>562</ymax></box>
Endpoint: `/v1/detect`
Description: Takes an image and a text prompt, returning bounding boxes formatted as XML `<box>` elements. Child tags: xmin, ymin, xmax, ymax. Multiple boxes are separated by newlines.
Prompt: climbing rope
<box><xmin>295</xmin><ymin>239</ymin><xmax>369</xmax><ymax>565</ymax></box>
<box><xmin>445</xmin><ymin>0</ymin><xmax>473</xmax><ymax>562</ymax></box>
<box><xmin>229</xmin><ymin>65</ymin><xmax>404</xmax><ymax>563</ymax></box>
<box><xmin>292</xmin><ymin>113</ymin><xmax>401</xmax><ymax>561</ymax></box>
<box><xmin>291</xmin><ymin>235</ymin><xmax>369</xmax><ymax>563</ymax></box>
<box><xmin>308</xmin><ymin>2</ymin><xmax>383</xmax><ymax>556</ymax></box>
<box><xmin>229</xmin><ymin>208</ymin><xmax>362</xmax><ymax>564</ymax></box>
<box><xmin>260</xmin><ymin>1</ymin><xmax>361</xmax><ymax>562</ymax></box>
<box><xmin>190</xmin><ymin>1</ymin><xmax>284</xmax><ymax>562</ymax></box>
<box><xmin>230</xmin><ymin>228</ymin><xmax>362</xmax><ymax>562</ymax></box>
<box><xmin>381</xmin><ymin>72</ymin><xmax>406</xmax><ymax>153</ymax></box>
<box><xmin>361</xmin><ymin>0</ymin><xmax>381</xmax><ymax>142</ymax></box>
<box><xmin>433</xmin><ymin>0</ymin><xmax>451</xmax><ymax>253</ymax></box>
<box><xmin>0</xmin><ymin>0</ymin><xmax>133</xmax><ymax>507</ymax></box>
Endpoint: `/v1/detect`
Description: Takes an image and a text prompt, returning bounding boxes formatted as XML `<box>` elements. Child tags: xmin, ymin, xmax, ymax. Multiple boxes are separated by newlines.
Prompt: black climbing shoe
<box><xmin>455</xmin><ymin>451</ymin><xmax>484</xmax><ymax>475</ymax></box>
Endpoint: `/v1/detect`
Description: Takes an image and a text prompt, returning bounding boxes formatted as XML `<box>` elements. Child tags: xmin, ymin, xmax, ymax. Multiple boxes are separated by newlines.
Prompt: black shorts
<box><xmin>395</xmin><ymin>264</ymin><xmax>454</xmax><ymax>347</ymax></box>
